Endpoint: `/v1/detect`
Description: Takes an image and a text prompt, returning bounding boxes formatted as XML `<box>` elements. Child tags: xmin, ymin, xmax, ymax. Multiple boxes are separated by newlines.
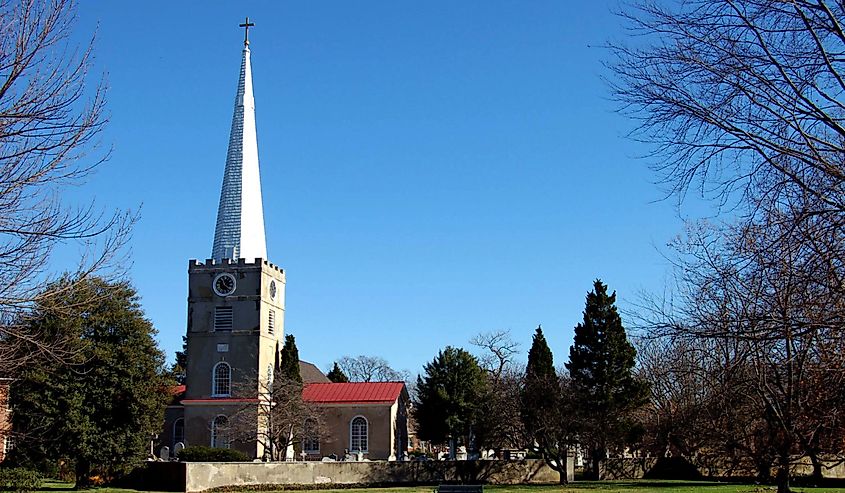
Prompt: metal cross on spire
<box><xmin>239</xmin><ymin>16</ymin><xmax>255</xmax><ymax>46</ymax></box>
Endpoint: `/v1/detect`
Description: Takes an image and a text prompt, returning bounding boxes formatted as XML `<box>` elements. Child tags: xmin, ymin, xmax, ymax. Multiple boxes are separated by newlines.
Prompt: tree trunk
<box><xmin>776</xmin><ymin>454</ymin><xmax>791</xmax><ymax>493</ymax></box>
<box><xmin>809</xmin><ymin>451</ymin><xmax>823</xmax><ymax>484</ymax></box>
<box><xmin>559</xmin><ymin>448</ymin><xmax>570</xmax><ymax>484</ymax></box>
<box><xmin>592</xmin><ymin>446</ymin><xmax>606</xmax><ymax>480</ymax></box>
<box><xmin>74</xmin><ymin>459</ymin><xmax>91</xmax><ymax>490</ymax></box>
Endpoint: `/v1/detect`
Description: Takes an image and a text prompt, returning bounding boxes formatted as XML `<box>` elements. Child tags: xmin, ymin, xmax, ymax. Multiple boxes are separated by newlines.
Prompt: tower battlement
<box><xmin>188</xmin><ymin>257</ymin><xmax>284</xmax><ymax>274</ymax></box>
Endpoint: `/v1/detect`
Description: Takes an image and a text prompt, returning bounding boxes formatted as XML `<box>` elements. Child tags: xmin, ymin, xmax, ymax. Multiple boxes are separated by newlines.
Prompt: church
<box><xmin>159</xmin><ymin>21</ymin><xmax>409</xmax><ymax>461</ymax></box>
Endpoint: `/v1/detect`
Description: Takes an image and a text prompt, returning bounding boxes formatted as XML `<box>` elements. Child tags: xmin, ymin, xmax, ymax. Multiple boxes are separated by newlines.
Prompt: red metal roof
<box><xmin>303</xmin><ymin>382</ymin><xmax>405</xmax><ymax>404</ymax></box>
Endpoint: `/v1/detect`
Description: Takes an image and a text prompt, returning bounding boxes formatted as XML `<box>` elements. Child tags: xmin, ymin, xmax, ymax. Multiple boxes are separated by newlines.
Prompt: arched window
<box><xmin>173</xmin><ymin>418</ymin><xmax>185</xmax><ymax>448</ymax></box>
<box><xmin>211</xmin><ymin>415</ymin><xmax>229</xmax><ymax>449</ymax></box>
<box><xmin>303</xmin><ymin>418</ymin><xmax>319</xmax><ymax>453</ymax></box>
<box><xmin>350</xmin><ymin>416</ymin><xmax>368</xmax><ymax>453</ymax></box>
<box><xmin>212</xmin><ymin>362</ymin><xmax>231</xmax><ymax>397</ymax></box>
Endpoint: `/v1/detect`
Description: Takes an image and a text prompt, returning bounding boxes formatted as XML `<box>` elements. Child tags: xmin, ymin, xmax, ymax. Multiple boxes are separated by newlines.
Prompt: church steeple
<box><xmin>211</xmin><ymin>23</ymin><xmax>267</xmax><ymax>262</ymax></box>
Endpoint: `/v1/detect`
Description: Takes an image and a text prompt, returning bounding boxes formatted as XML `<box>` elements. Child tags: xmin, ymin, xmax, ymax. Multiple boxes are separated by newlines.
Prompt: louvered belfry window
<box><xmin>215</xmin><ymin>306</ymin><xmax>233</xmax><ymax>331</ymax></box>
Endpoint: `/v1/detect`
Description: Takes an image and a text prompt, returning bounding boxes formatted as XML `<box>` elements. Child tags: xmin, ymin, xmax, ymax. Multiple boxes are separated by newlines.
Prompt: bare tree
<box><xmin>228</xmin><ymin>373</ymin><xmax>324</xmax><ymax>461</ymax></box>
<box><xmin>612</xmin><ymin>3</ymin><xmax>845</xmax><ymax>491</ymax></box>
<box><xmin>470</xmin><ymin>329</ymin><xmax>520</xmax><ymax>380</ymax></box>
<box><xmin>335</xmin><ymin>355</ymin><xmax>409</xmax><ymax>382</ymax></box>
<box><xmin>635</xmin><ymin>216</ymin><xmax>845</xmax><ymax>491</ymax></box>
<box><xmin>611</xmin><ymin>0</ymin><xmax>845</xmax><ymax>217</ymax></box>
<box><xmin>470</xmin><ymin>330</ymin><xmax>525</xmax><ymax>454</ymax></box>
<box><xmin>633</xmin><ymin>333</ymin><xmax>771</xmax><ymax>477</ymax></box>
<box><xmin>0</xmin><ymin>0</ymin><xmax>133</xmax><ymax>376</ymax></box>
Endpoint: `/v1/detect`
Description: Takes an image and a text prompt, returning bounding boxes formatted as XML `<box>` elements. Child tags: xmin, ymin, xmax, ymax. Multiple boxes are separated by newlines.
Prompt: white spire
<box><xmin>211</xmin><ymin>41</ymin><xmax>267</xmax><ymax>262</ymax></box>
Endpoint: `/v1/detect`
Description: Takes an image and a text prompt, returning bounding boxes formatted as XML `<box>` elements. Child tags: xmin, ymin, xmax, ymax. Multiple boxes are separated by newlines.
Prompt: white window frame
<box><xmin>303</xmin><ymin>418</ymin><xmax>320</xmax><ymax>454</ymax></box>
<box><xmin>173</xmin><ymin>418</ymin><xmax>185</xmax><ymax>448</ymax></box>
<box><xmin>212</xmin><ymin>361</ymin><xmax>232</xmax><ymax>397</ymax></box>
<box><xmin>349</xmin><ymin>415</ymin><xmax>368</xmax><ymax>453</ymax></box>
<box><xmin>211</xmin><ymin>415</ymin><xmax>230</xmax><ymax>449</ymax></box>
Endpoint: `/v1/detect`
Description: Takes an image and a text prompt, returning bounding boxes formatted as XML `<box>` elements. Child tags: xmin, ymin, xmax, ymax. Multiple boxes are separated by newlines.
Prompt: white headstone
<box><xmin>159</xmin><ymin>446</ymin><xmax>170</xmax><ymax>461</ymax></box>
<box><xmin>173</xmin><ymin>442</ymin><xmax>185</xmax><ymax>457</ymax></box>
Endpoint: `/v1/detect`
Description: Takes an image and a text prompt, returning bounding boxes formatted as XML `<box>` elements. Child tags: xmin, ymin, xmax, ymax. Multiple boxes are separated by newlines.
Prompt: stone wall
<box><xmin>601</xmin><ymin>457</ymin><xmax>845</xmax><ymax>481</ymax></box>
<box><xmin>182</xmin><ymin>459</ymin><xmax>573</xmax><ymax>493</ymax></box>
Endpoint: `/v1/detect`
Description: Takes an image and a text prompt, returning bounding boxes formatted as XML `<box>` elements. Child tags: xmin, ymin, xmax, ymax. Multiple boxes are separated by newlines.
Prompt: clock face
<box><xmin>213</xmin><ymin>273</ymin><xmax>237</xmax><ymax>296</ymax></box>
<box><xmin>269</xmin><ymin>280</ymin><xmax>277</xmax><ymax>300</ymax></box>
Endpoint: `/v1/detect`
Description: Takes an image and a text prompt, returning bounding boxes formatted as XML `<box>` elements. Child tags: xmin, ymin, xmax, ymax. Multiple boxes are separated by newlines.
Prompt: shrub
<box><xmin>177</xmin><ymin>446</ymin><xmax>249</xmax><ymax>462</ymax></box>
<box><xmin>0</xmin><ymin>467</ymin><xmax>43</xmax><ymax>493</ymax></box>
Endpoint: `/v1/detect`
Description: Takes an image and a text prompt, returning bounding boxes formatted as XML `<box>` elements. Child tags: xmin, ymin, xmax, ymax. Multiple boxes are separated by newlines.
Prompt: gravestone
<box><xmin>173</xmin><ymin>442</ymin><xmax>185</xmax><ymax>458</ymax></box>
<box><xmin>159</xmin><ymin>446</ymin><xmax>170</xmax><ymax>461</ymax></box>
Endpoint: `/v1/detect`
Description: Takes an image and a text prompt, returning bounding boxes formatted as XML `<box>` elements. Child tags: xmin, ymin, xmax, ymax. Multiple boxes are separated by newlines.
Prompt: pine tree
<box><xmin>170</xmin><ymin>335</ymin><xmax>188</xmax><ymax>384</ymax></box>
<box><xmin>414</xmin><ymin>346</ymin><xmax>486</xmax><ymax>458</ymax></box>
<box><xmin>326</xmin><ymin>362</ymin><xmax>349</xmax><ymax>383</ymax></box>
<box><xmin>8</xmin><ymin>277</ymin><xmax>173</xmax><ymax>487</ymax></box>
<box><xmin>279</xmin><ymin>334</ymin><xmax>302</xmax><ymax>384</ymax></box>
<box><xmin>520</xmin><ymin>326</ymin><xmax>577</xmax><ymax>483</ymax></box>
<box><xmin>521</xmin><ymin>325</ymin><xmax>558</xmax><ymax>439</ymax></box>
<box><xmin>565</xmin><ymin>280</ymin><xmax>648</xmax><ymax>478</ymax></box>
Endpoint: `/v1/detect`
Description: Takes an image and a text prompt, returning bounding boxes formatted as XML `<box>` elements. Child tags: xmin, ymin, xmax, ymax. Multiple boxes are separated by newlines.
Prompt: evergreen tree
<box><xmin>414</xmin><ymin>346</ymin><xmax>486</xmax><ymax>457</ymax></box>
<box><xmin>565</xmin><ymin>280</ymin><xmax>648</xmax><ymax>478</ymax></box>
<box><xmin>326</xmin><ymin>362</ymin><xmax>349</xmax><ymax>383</ymax></box>
<box><xmin>521</xmin><ymin>326</ymin><xmax>577</xmax><ymax>483</ymax></box>
<box><xmin>170</xmin><ymin>335</ymin><xmax>188</xmax><ymax>384</ymax></box>
<box><xmin>522</xmin><ymin>325</ymin><xmax>557</xmax><ymax>435</ymax></box>
<box><xmin>8</xmin><ymin>277</ymin><xmax>172</xmax><ymax>487</ymax></box>
<box><xmin>279</xmin><ymin>334</ymin><xmax>302</xmax><ymax>384</ymax></box>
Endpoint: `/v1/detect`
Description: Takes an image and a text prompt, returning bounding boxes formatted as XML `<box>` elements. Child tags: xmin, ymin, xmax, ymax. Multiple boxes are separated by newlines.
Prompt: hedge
<box><xmin>0</xmin><ymin>467</ymin><xmax>43</xmax><ymax>493</ymax></box>
<box><xmin>177</xmin><ymin>446</ymin><xmax>250</xmax><ymax>462</ymax></box>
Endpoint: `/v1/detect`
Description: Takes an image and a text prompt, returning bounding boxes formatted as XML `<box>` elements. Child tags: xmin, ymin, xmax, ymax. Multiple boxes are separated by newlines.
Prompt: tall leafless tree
<box><xmin>635</xmin><ymin>215</ymin><xmax>845</xmax><ymax>491</ymax></box>
<box><xmin>612</xmin><ymin>3</ymin><xmax>845</xmax><ymax>491</ymax></box>
<box><xmin>611</xmin><ymin>0</ymin><xmax>845</xmax><ymax>218</ymax></box>
<box><xmin>0</xmin><ymin>0</ymin><xmax>133</xmax><ymax>377</ymax></box>
<box><xmin>335</xmin><ymin>355</ymin><xmax>409</xmax><ymax>383</ymax></box>
<box><xmin>470</xmin><ymin>330</ymin><xmax>525</xmax><ymax>454</ymax></box>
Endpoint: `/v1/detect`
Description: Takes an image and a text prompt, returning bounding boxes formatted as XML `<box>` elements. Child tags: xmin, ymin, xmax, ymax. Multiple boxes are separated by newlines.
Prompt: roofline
<box><xmin>182</xmin><ymin>398</ymin><xmax>260</xmax><ymax>405</ymax></box>
<box><xmin>305</xmin><ymin>401</ymin><xmax>395</xmax><ymax>406</ymax></box>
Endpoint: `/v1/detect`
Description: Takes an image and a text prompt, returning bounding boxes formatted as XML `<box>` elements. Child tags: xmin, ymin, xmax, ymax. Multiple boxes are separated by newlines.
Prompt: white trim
<box><xmin>303</xmin><ymin>418</ymin><xmax>320</xmax><ymax>454</ymax></box>
<box><xmin>211</xmin><ymin>414</ymin><xmax>230</xmax><ymax>448</ymax></box>
<box><xmin>212</xmin><ymin>272</ymin><xmax>238</xmax><ymax>297</ymax></box>
<box><xmin>349</xmin><ymin>415</ymin><xmax>369</xmax><ymax>453</ymax></box>
<box><xmin>172</xmin><ymin>418</ymin><xmax>185</xmax><ymax>448</ymax></box>
<box><xmin>212</xmin><ymin>361</ymin><xmax>232</xmax><ymax>397</ymax></box>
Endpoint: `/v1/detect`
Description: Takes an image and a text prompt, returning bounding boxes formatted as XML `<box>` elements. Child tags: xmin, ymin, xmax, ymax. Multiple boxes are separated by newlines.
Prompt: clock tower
<box><xmin>181</xmin><ymin>21</ymin><xmax>283</xmax><ymax>459</ymax></box>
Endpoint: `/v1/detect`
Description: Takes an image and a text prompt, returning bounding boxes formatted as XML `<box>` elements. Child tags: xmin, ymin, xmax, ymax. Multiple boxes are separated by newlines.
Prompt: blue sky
<box><xmin>61</xmin><ymin>2</ymin><xmax>698</xmax><ymax>377</ymax></box>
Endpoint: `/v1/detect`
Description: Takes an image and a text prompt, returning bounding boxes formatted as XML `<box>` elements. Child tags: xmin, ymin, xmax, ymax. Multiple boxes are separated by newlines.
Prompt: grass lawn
<box><xmin>34</xmin><ymin>480</ymin><xmax>845</xmax><ymax>493</ymax></box>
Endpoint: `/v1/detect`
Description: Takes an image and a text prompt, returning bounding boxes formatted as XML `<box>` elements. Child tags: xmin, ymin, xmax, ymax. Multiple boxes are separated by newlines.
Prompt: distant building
<box><xmin>159</xmin><ymin>23</ymin><xmax>408</xmax><ymax>460</ymax></box>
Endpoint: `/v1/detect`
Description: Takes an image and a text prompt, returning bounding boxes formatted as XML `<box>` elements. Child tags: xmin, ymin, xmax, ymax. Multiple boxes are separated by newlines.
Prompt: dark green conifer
<box><xmin>414</xmin><ymin>346</ymin><xmax>486</xmax><ymax>456</ymax></box>
<box><xmin>521</xmin><ymin>325</ymin><xmax>558</xmax><ymax>437</ymax></box>
<box><xmin>566</xmin><ymin>279</ymin><xmax>648</xmax><ymax>478</ymax></box>
<box><xmin>279</xmin><ymin>334</ymin><xmax>302</xmax><ymax>384</ymax></box>
<box><xmin>8</xmin><ymin>277</ymin><xmax>172</xmax><ymax>487</ymax></box>
<box><xmin>326</xmin><ymin>362</ymin><xmax>349</xmax><ymax>383</ymax></box>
